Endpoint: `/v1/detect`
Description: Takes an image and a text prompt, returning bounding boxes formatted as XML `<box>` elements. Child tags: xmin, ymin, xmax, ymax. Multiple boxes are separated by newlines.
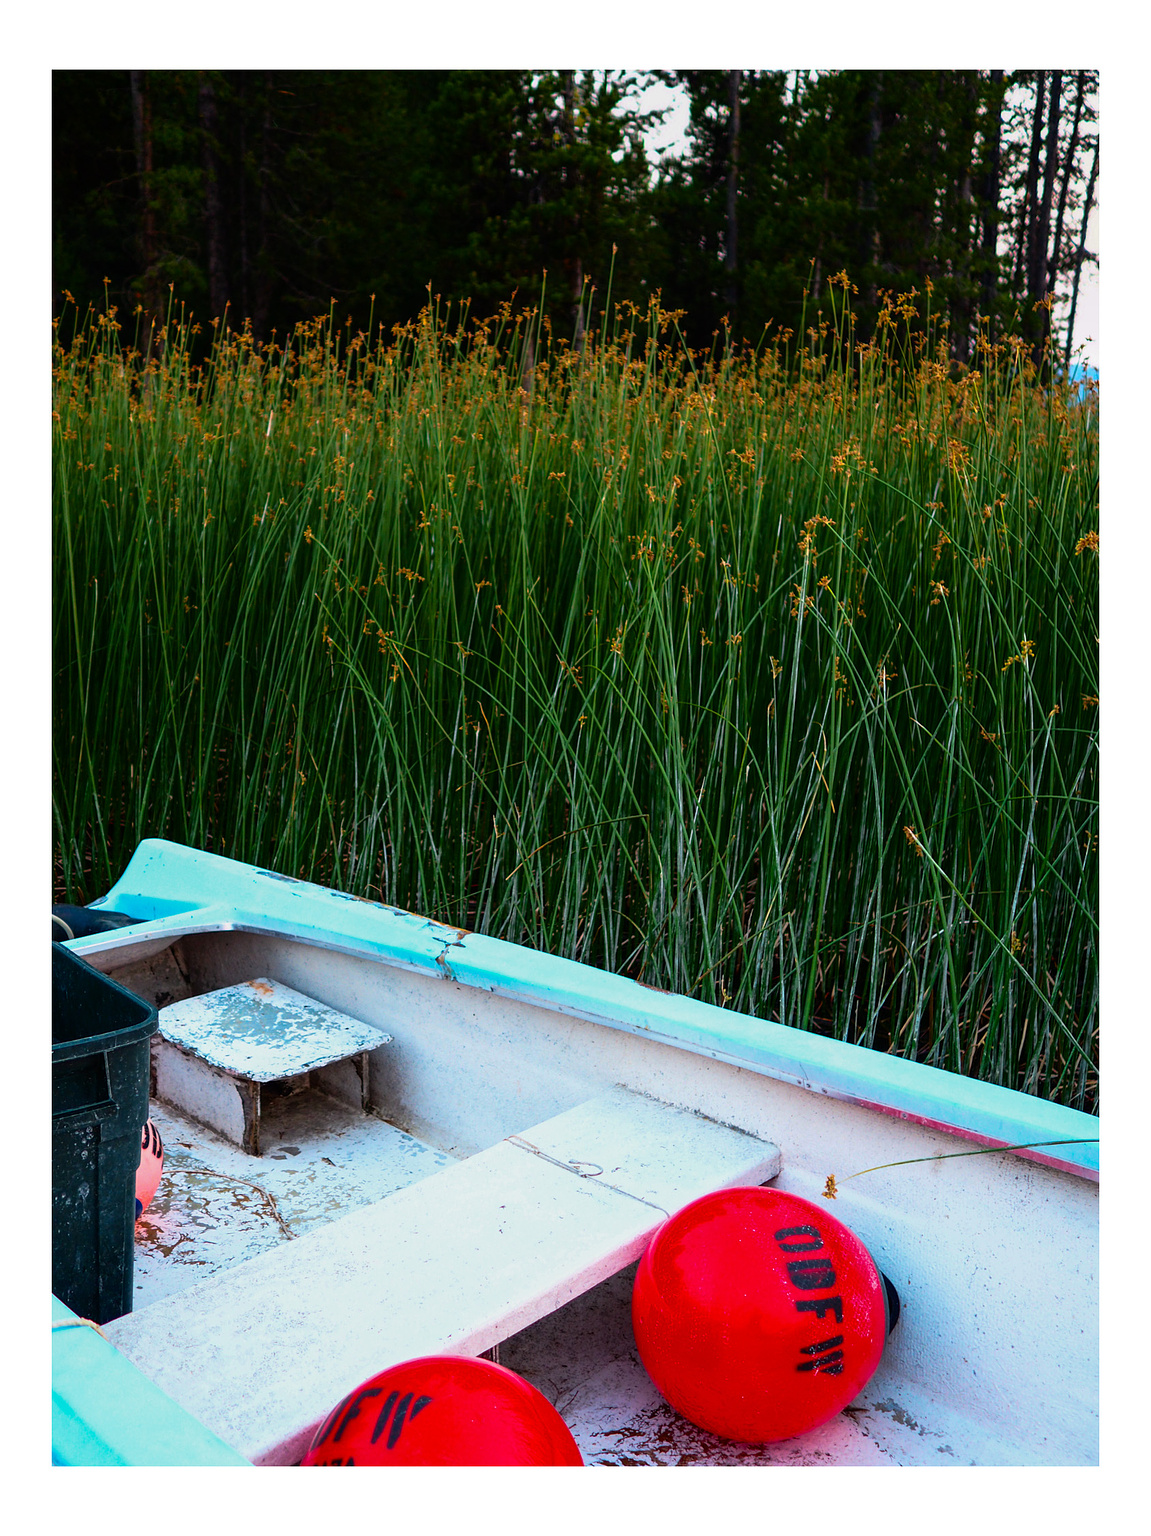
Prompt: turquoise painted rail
<box><xmin>80</xmin><ymin>838</ymin><xmax>1098</xmax><ymax>1181</ymax></box>
<box><xmin>52</xmin><ymin>1295</ymin><xmax>250</xmax><ymax>1465</ymax></box>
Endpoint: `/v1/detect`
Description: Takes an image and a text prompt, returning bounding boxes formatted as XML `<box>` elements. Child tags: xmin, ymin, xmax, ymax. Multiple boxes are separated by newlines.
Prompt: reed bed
<box><xmin>52</xmin><ymin>287</ymin><xmax>1099</xmax><ymax>1111</ymax></box>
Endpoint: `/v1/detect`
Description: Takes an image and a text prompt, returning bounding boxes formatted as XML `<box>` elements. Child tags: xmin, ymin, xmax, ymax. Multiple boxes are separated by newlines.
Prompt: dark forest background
<box><xmin>53</xmin><ymin>68</ymin><xmax>1098</xmax><ymax>368</ymax></box>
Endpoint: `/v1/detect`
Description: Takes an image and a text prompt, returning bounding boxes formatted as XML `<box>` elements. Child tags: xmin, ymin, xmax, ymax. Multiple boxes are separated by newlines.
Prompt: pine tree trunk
<box><xmin>238</xmin><ymin>71</ymin><xmax>251</xmax><ymax>322</ymax></box>
<box><xmin>1064</xmin><ymin>135</ymin><xmax>1099</xmax><ymax>372</ymax></box>
<box><xmin>915</xmin><ymin>74</ymin><xmax>947</xmax><ymax>286</ymax></box>
<box><xmin>724</xmin><ymin>69</ymin><xmax>741</xmax><ymax>317</ymax></box>
<box><xmin>952</xmin><ymin>72</ymin><xmax>978</xmax><ymax>363</ymax></box>
<box><xmin>1014</xmin><ymin>72</ymin><xmax>1046</xmax><ymax>301</ymax></box>
<box><xmin>1029</xmin><ymin>72</ymin><xmax>1062</xmax><ymax>367</ymax></box>
<box><xmin>129</xmin><ymin>70</ymin><xmax>164</xmax><ymax>336</ymax></box>
<box><xmin>859</xmin><ymin>73</ymin><xmax>882</xmax><ymax>312</ymax></box>
<box><xmin>562</xmin><ymin>71</ymin><xmax>585</xmax><ymax>351</ymax></box>
<box><xmin>979</xmin><ymin>70</ymin><xmax>1004</xmax><ymax>338</ymax></box>
<box><xmin>199</xmin><ymin>73</ymin><xmax>230</xmax><ymax>322</ymax></box>
<box><xmin>253</xmin><ymin>71</ymin><xmax>273</xmax><ymax>341</ymax></box>
<box><xmin>1049</xmin><ymin>72</ymin><xmax>1086</xmax><ymax>300</ymax></box>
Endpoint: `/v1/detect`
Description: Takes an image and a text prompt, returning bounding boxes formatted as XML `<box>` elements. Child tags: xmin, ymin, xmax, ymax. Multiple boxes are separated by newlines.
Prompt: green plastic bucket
<box><xmin>52</xmin><ymin>942</ymin><xmax>158</xmax><ymax>1324</ymax></box>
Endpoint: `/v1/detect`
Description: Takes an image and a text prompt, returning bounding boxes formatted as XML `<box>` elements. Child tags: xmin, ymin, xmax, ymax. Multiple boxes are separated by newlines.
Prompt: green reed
<box><xmin>52</xmin><ymin>285</ymin><xmax>1099</xmax><ymax>1111</ymax></box>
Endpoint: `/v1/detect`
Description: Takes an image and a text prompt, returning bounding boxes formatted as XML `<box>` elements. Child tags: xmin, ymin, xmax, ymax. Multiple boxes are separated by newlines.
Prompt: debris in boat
<box><xmin>162</xmin><ymin>1168</ymin><xmax>298</xmax><ymax>1240</ymax></box>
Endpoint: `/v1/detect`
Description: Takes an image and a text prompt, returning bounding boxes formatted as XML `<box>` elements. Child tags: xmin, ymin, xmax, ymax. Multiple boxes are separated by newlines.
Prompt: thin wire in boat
<box><xmin>822</xmin><ymin>1137</ymin><xmax>1101</xmax><ymax>1198</ymax></box>
<box><xmin>505</xmin><ymin>1135</ymin><xmax>670</xmax><ymax>1218</ymax></box>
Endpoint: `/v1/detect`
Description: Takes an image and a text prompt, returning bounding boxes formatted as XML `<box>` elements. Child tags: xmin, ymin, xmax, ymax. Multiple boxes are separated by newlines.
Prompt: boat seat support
<box><xmin>153</xmin><ymin>979</ymin><xmax>390</xmax><ymax>1155</ymax></box>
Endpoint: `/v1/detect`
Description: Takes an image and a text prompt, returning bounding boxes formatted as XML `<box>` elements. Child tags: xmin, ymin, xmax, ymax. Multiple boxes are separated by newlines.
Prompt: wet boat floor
<box><xmin>133</xmin><ymin>1089</ymin><xmax>1012</xmax><ymax>1466</ymax></box>
<box><xmin>135</xmin><ymin>1092</ymin><xmax>454</xmax><ymax>1305</ymax></box>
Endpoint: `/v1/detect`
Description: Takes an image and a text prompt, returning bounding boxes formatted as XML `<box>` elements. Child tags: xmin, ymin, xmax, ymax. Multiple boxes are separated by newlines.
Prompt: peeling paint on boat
<box><xmin>157</xmin><ymin>977</ymin><xmax>388</xmax><ymax>1081</ymax></box>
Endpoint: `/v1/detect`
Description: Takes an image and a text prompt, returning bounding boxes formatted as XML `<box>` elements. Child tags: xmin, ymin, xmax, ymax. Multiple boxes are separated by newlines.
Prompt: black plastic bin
<box><xmin>52</xmin><ymin>942</ymin><xmax>158</xmax><ymax>1324</ymax></box>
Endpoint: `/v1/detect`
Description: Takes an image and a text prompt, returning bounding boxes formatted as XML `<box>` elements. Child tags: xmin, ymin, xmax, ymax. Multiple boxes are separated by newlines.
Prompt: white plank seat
<box><xmin>105</xmin><ymin>1088</ymin><xmax>781</xmax><ymax>1464</ymax></box>
<box><xmin>153</xmin><ymin>980</ymin><xmax>390</xmax><ymax>1155</ymax></box>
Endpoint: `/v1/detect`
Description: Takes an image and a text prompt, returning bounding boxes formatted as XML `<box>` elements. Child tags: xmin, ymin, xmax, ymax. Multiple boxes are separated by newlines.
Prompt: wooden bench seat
<box><xmin>105</xmin><ymin>1088</ymin><xmax>781</xmax><ymax>1464</ymax></box>
<box><xmin>154</xmin><ymin>979</ymin><xmax>390</xmax><ymax>1154</ymax></box>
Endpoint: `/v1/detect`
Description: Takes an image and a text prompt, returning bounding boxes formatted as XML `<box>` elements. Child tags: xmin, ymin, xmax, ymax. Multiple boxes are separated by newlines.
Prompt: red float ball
<box><xmin>632</xmin><ymin>1186</ymin><xmax>894</xmax><ymax>1444</ymax></box>
<box><xmin>135</xmin><ymin>1119</ymin><xmax>163</xmax><ymax>1218</ymax></box>
<box><xmin>302</xmin><ymin>1355</ymin><xmax>584</xmax><ymax>1466</ymax></box>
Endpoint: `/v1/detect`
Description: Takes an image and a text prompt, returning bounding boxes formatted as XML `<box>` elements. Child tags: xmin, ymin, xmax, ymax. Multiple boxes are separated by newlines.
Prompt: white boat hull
<box><xmin>57</xmin><ymin>841</ymin><xmax>1098</xmax><ymax>1466</ymax></box>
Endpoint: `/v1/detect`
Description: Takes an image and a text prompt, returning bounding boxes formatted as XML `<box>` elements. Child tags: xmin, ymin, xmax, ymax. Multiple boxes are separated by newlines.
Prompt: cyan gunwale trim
<box><xmin>79</xmin><ymin>839</ymin><xmax>1098</xmax><ymax>1179</ymax></box>
<box><xmin>52</xmin><ymin>1296</ymin><xmax>251</xmax><ymax>1465</ymax></box>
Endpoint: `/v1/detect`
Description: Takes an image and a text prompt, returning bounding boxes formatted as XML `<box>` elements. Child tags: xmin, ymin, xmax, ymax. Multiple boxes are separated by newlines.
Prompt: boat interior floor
<box><xmin>135</xmin><ymin>1091</ymin><xmax>454</xmax><ymax>1307</ymax></box>
<box><xmin>133</xmin><ymin>1086</ymin><xmax>1026</xmax><ymax>1467</ymax></box>
<box><xmin>498</xmin><ymin>1263</ymin><xmax>1007</xmax><ymax>1467</ymax></box>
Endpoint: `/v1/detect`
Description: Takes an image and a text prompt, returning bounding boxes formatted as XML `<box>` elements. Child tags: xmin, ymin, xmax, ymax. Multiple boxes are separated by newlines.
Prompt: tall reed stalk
<box><xmin>52</xmin><ymin>283</ymin><xmax>1099</xmax><ymax>1110</ymax></box>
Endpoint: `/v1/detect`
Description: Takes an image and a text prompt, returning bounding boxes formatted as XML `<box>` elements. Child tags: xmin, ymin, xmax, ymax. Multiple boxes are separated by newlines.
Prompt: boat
<box><xmin>51</xmin><ymin>838</ymin><xmax>1098</xmax><ymax>1467</ymax></box>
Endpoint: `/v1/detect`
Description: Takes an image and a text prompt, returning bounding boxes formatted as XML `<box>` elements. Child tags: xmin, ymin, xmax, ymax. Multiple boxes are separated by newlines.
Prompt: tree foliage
<box><xmin>53</xmin><ymin>69</ymin><xmax>1097</xmax><ymax>368</ymax></box>
<box><xmin>648</xmin><ymin>69</ymin><xmax>1097</xmax><ymax>364</ymax></box>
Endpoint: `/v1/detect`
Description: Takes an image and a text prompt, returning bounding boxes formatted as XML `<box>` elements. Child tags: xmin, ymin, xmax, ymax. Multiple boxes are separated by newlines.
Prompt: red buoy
<box><xmin>135</xmin><ymin>1119</ymin><xmax>163</xmax><ymax>1218</ymax></box>
<box><xmin>632</xmin><ymin>1186</ymin><xmax>895</xmax><ymax>1443</ymax></box>
<box><xmin>302</xmin><ymin>1355</ymin><xmax>584</xmax><ymax>1466</ymax></box>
